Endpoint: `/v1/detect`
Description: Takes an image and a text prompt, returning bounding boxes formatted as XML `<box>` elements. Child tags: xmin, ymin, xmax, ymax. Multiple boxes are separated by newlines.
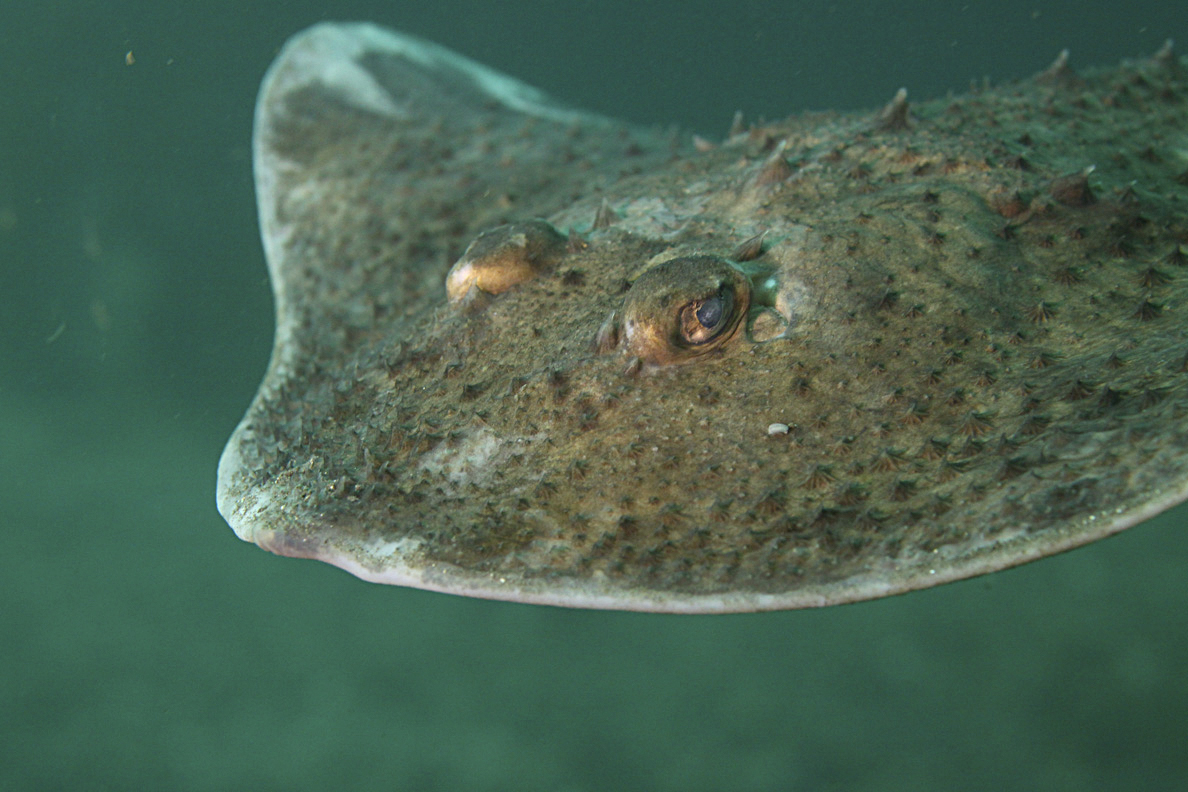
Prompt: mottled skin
<box><xmin>218</xmin><ymin>23</ymin><xmax>1188</xmax><ymax>611</ymax></box>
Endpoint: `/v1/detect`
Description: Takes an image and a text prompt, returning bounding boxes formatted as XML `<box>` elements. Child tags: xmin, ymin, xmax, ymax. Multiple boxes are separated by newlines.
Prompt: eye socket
<box><xmin>679</xmin><ymin>285</ymin><xmax>734</xmax><ymax>345</ymax></box>
<box><xmin>615</xmin><ymin>255</ymin><xmax>751</xmax><ymax>365</ymax></box>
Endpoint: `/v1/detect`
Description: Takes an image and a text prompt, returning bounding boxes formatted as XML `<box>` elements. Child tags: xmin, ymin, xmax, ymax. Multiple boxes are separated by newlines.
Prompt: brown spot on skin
<box><xmin>1133</xmin><ymin>299</ymin><xmax>1163</xmax><ymax>321</ymax></box>
<box><xmin>1095</xmin><ymin>386</ymin><xmax>1125</xmax><ymax>411</ymax></box>
<box><xmin>804</xmin><ymin>465</ymin><xmax>836</xmax><ymax>490</ymax></box>
<box><xmin>568</xmin><ymin>460</ymin><xmax>589</xmax><ymax>482</ymax></box>
<box><xmin>1029</xmin><ymin>302</ymin><xmax>1057</xmax><ymax>323</ymax></box>
<box><xmin>990</xmin><ymin>191</ymin><xmax>1029</xmax><ymax>219</ymax></box>
<box><xmin>874</xmin><ymin>289</ymin><xmax>899</xmax><ymax>311</ymax></box>
<box><xmin>547</xmin><ymin>370</ymin><xmax>570</xmax><ymax>400</ymax></box>
<box><xmin>697</xmin><ymin>385</ymin><xmax>721</xmax><ymax>405</ymax></box>
<box><xmin>872</xmin><ymin>448</ymin><xmax>907</xmax><ymax>472</ymax></box>
<box><xmin>937</xmin><ymin>459</ymin><xmax>968</xmax><ymax>482</ymax></box>
<box><xmin>902</xmin><ymin>401</ymin><xmax>930</xmax><ymax>425</ymax></box>
<box><xmin>1029</xmin><ymin>352</ymin><xmax>1059</xmax><ymax>369</ymax></box>
<box><xmin>919</xmin><ymin>437</ymin><xmax>950</xmax><ymax>460</ymax></box>
<box><xmin>1137</xmin><ymin>267</ymin><xmax>1171</xmax><ymax>287</ymax></box>
<box><xmin>959</xmin><ymin>411</ymin><xmax>994</xmax><ymax>437</ymax></box>
<box><xmin>1048</xmin><ymin>168</ymin><xmax>1096</xmax><ymax>206</ymax></box>
<box><xmin>1053</xmin><ymin>266</ymin><xmax>1083</xmax><ymax>285</ymax></box>
<box><xmin>658</xmin><ymin>504</ymin><xmax>685</xmax><ymax>528</ymax></box>
<box><xmin>848</xmin><ymin>163</ymin><xmax>873</xmax><ymax>180</ymax></box>
<box><xmin>994</xmin><ymin>435</ymin><xmax>1022</xmax><ymax>455</ymax></box>
<box><xmin>460</xmin><ymin>382</ymin><xmax>487</xmax><ymax>400</ymax></box>
<box><xmin>1017</xmin><ymin>415</ymin><xmax>1050</xmax><ymax>436</ymax></box>
<box><xmin>997</xmin><ymin>457</ymin><xmax>1029</xmax><ymax>480</ymax></box>
<box><xmin>854</xmin><ymin>510</ymin><xmax>887</xmax><ymax>531</ymax></box>
<box><xmin>835</xmin><ymin>482</ymin><xmax>868</xmax><ymax>506</ymax></box>
<box><xmin>1140</xmin><ymin>387</ymin><xmax>1169</xmax><ymax>408</ymax></box>
<box><xmin>1109</xmin><ymin>238</ymin><xmax>1134</xmax><ymax>258</ymax></box>
<box><xmin>754</xmin><ymin>488</ymin><xmax>787</xmax><ymax>516</ymax></box>
<box><xmin>1003</xmin><ymin>154</ymin><xmax>1032</xmax><ymax>171</ymax></box>
<box><xmin>810</xmin><ymin>507</ymin><xmax>846</xmax><ymax>528</ymax></box>
<box><xmin>708</xmin><ymin>499</ymin><xmax>733</xmax><ymax>523</ymax></box>
<box><xmin>889</xmin><ymin>479</ymin><xmax>917</xmax><ymax>502</ymax></box>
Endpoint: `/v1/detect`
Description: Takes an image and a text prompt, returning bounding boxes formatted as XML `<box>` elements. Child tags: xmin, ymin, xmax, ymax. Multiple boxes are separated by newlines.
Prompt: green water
<box><xmin>2</xmin><ymin>2</ymin><xmax>1186</xmax><ymax>789</ymax></box>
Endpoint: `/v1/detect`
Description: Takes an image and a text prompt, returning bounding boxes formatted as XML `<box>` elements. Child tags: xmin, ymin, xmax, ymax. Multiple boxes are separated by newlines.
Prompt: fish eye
<box><xmin>679</xmin><ymin>286</ymin><xmax>734</xmax><ymax>345</ymax></box>
<box><xmin>445</xmin><ymin>219</ymin><xmax>566</xmax><ymax>302</ymax></box>
<box><xmin>612</xmin><ymin>255</ymin><xmax>751</xmax><ymax>365</ymax></box>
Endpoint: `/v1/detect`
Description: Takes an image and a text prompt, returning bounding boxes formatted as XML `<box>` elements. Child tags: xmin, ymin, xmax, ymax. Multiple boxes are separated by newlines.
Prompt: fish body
<box><xmin>218</xmin><ymin>23</ymin><xmax>1188</xmax><ymax>612</ymax></box>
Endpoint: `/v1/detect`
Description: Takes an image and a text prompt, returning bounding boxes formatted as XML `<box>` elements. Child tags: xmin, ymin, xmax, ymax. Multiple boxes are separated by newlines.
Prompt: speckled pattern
<box><xmin>218</xmin><ymin>23</ymin><xmax>1188</xmax><ymax>611</ymax></box>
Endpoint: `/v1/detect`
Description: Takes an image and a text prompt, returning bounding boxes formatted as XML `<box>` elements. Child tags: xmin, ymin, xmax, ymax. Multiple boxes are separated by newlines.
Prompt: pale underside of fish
<box><xmin>217</xmin><ymin>22</ymin><xmax>1188</xmax><ymax>612</ymax></box>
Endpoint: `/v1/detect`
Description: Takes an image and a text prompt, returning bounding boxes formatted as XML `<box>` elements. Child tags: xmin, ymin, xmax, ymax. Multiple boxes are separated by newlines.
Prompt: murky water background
<box><xmin>2</xmin><ymin>2</ymin><xmax>1185</xmax><ymax>789</ymax></box>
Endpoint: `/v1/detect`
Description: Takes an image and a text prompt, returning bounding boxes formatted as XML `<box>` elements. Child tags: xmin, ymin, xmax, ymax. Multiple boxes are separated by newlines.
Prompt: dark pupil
<box><xmin>695</xmin><ymin>295</ymin><xmax>722</xmax><ymax>328</ymax></box>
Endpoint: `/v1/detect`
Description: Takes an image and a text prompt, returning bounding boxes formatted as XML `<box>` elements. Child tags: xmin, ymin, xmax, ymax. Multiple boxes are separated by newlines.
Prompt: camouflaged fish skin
<box><xmin>218</xmin><ymin>24</ymin><xmax>1188</xmax><ymax>612</ymax></box>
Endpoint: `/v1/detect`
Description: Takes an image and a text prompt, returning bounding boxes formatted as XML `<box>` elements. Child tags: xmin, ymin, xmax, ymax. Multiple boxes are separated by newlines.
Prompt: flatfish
<box><xmin>218</xmin><ymin>23</ymin><xmax>1188</xmax><ymax>611</ymax></box>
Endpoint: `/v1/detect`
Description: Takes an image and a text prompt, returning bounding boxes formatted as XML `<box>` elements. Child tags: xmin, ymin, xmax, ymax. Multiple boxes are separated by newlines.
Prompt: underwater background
<box><xmin>2</xmin><ymin>1</ymin><xmax>1186</xmax><ymax>789</ymax></box>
